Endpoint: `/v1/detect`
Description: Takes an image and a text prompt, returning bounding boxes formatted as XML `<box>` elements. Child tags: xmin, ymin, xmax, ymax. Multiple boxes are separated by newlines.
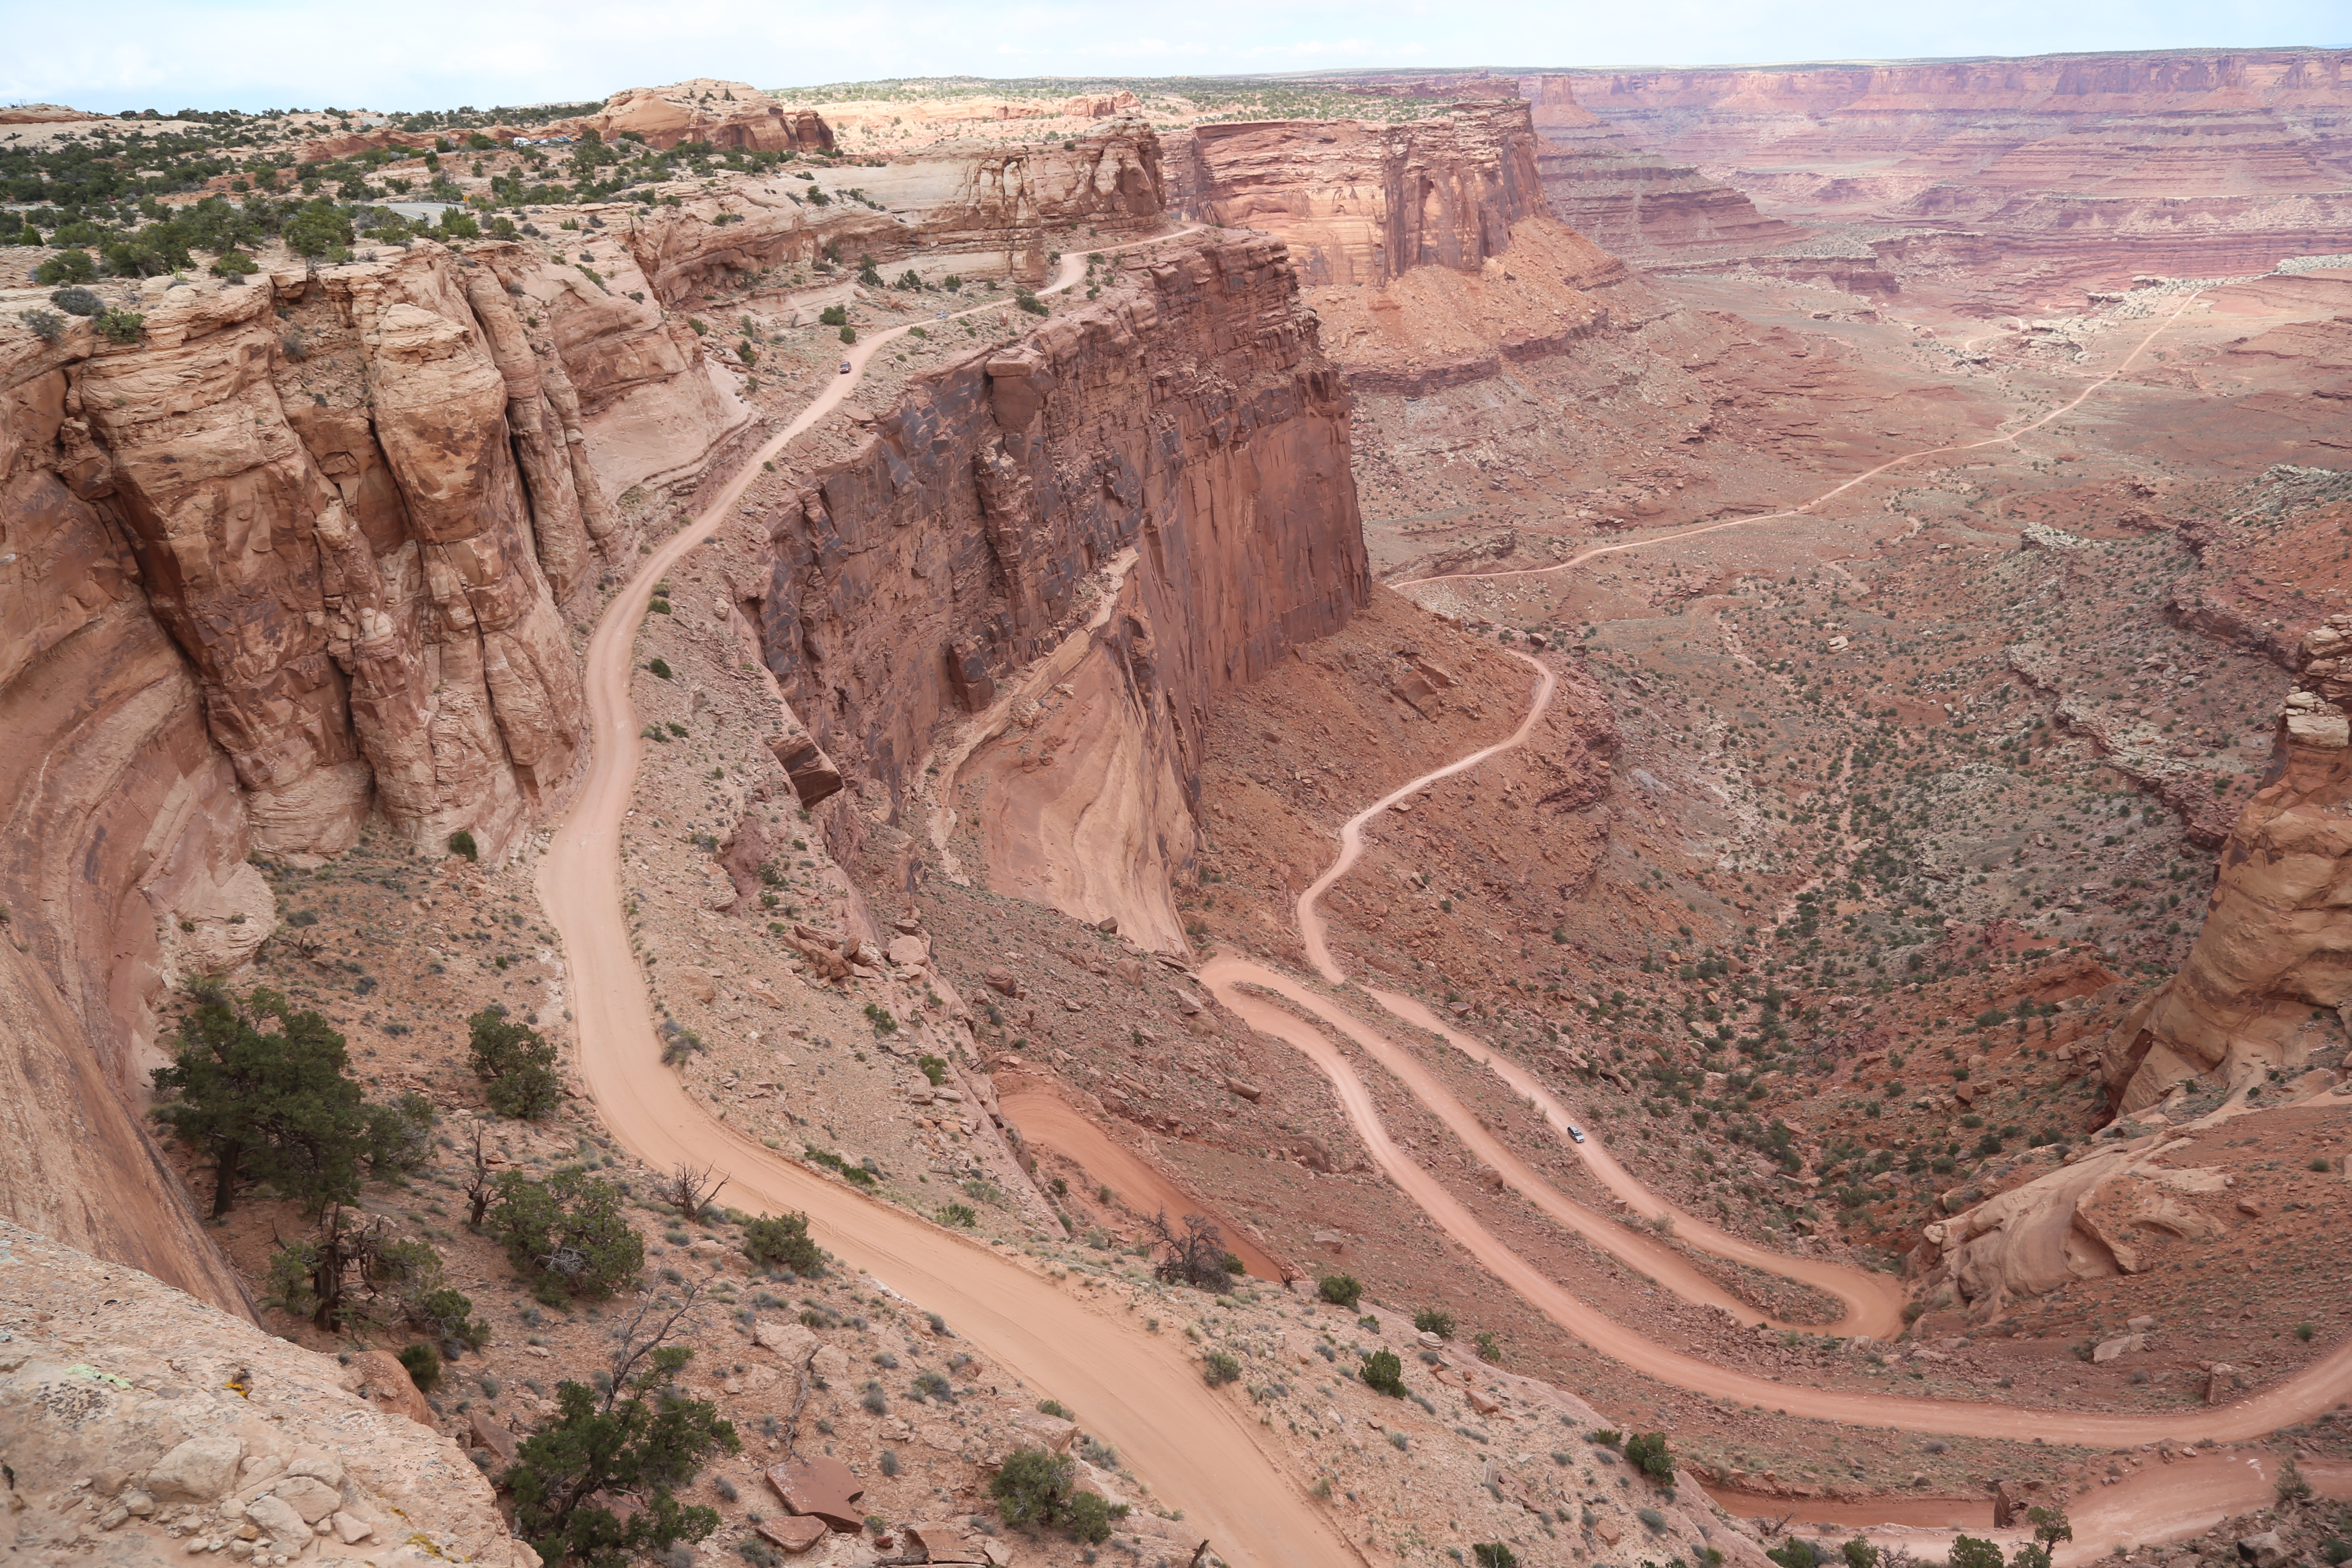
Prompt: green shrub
<box><xmin>1015</xmin><ymin>289</ymin><xmax>1047</xmax><ymax>316</ymax></box>
<box><xmin>646</xmin><ymin>657</ymin><xmax>673</xmax><ymax>680</ymax></box>
<box><xmin>49</xmin><ymin>284</ymin><xmax>102</xmax><ymax>315</ymax></box>
<box><xmin>150</xmin><ymin>983</ymin><xmax>380</xmax><ymax>1218</ymax></box>
<box><xmin>2319</xmin><ymin>1540</ymin><xmax>2350</xmax><ymax>1566</ymax></box>
<box><xmin>35</xmin><ymin>250</ymin><xmax>95</xmax><ymax>285</ymax></box>
<box><xmin>506</xmin><ymin>1342</ymin><xmax>737</xmax><ymax>1566</ymax></box>
<box><xmin>487</xmin><ymin>1167</ymin><xmax>643</xmax><ymax>1298</ymax></box>
<box><xmin>397</xmin><ymin>1341</ymin><xmax>442</xmax><ymax>1392</ymax></box>
<box><xmin>916</xmin><ymin>1054</ymin><xmax>947</xmax><ymax>1087</ymax></box>
<box><xmin>447</xmin><ymin>829</ymin><xmax>478</xmax><ymax>861</ymax></box>
<box><xmin>18</xmin><ymin>308</ymin><xmax>64</xmax><ymax>344</ymax></box>
<box><xmin>818</xmin><ymin>304</ymin><xmax>848</xmax><ymax>327</ymax></box>
<box><xmin>94</xmin><ymin>309</ymin><xmax>144</xmax><ymax>345</ymax></box>
<box><xmin>1946</xmin><ymin>1538</ymin><xmax>2005</xmax><ymax>1568</ymax></box>
<box><xmin>1474</xmin><ymin>1331</ymin><xmax>1504</xmax><ymax>1363</ymax></box>
<box><xmin>469</xmin><ymin>1006</ymin><xmax>561</xmax><ymax>1120</ymax></box>
<box><xmin>209</xmin><ymin>250</ymin><xmax>257</xmax><ymax>277</ymax></box>
<box><xmin>1360</xmin><ymin>1349</ymin><xmax>1404</xmax><ymax>1397</ymax></box>
<box><xmin>1318</xmin><ymin>1274</ymin><xmax>1361</xmax><ymax>1309</ymax></box>
<box><xmin>1223</xmin><ymin>1252</ymin><xmax>1246</xmax><ymax>1275</ymax></box>
<box><xmin>742</xmin><ymin>1211</ymin><xmax>824</xmax><ymax>1274</ymax></box>
<box><xmin>1413</xmin><ymin>1308</ymin><xmax>1455</xmax><ymax>1338</ymax></box>
<box><xmin>1638</xmin><ymin>1508</ymin><xmax>1668</xmax><ymax>1534</ymax></box>
<box><xmin>838</xmin><ymin>325</ymin><xmax>855</xmax><ymax>345</ymax></box>
<box><xmin>938</xmin><ymin>1202</ymin><xmax>978</xmax><ymax>1228</ymax></box>
<box><xmin>1202</xmin><ymin>1351</ymin><xmax>1240</xmax><ymax>1386</ymax></box>
<box><xmin>1624</xmin><ymin>1430</ymin><xmax>1674</xmax><ymax>1482</ymax></box>
<box><xmin>283</xmin><ymin>204</ymin><xmax>354</xmax><ymax>257</ymax></box>
<box><xmin>1474</xmin><ymin>1546</ymin><xmax>1519</xmax><ymax>1568</ymax></box>
<box><xmin>987</xmin><ymin>1446</ymin><xmax>1125</xmax><ymax>1540</ymax></box>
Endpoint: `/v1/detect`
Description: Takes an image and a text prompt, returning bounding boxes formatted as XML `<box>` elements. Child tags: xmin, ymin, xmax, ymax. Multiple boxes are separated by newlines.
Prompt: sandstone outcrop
<box><xmin>579</xmin><ymin>80</ymin><xmax>834</xmax><ymax>153</ymax></box>
<box><xmin>619</xmin><ymin>119</ymin><xmax>1167</xmax><ymax>299</ymax></box>
<box><xmin>0</xmin><ymin>235</ymin><xmax>754</xmax><ymax>1305</ymax></box>
<box><xmin>1164</xmin><ymin>102</ymin><xmax>1549</xmax><ymax>288</ymax></box>
<box><xmin>0</xmin><ymin>1219</ymin><xmax>535</xmax><ymax>1565</ymax></box>
<box><xmin>731</xmin><ymin>236</ymin><xmax>1367</xmax><ymax>950</ymax></box>
<box><xmin>2100</xmin><ymin>615</ymin><xmax>2352</xmax><ymax>1109</ymax></box>
<box><xmin>1921</xmin><ymin>1137</ymin><xmax>2239</xmax><ymax>1308</ymax></box>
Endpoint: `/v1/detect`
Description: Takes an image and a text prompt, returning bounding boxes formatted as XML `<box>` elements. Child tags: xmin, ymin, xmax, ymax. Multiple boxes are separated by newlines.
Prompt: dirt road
<box><xmin>536</xmin><ymin>231</ymin><xmax>1362</xmax><ymax>1568</ymax></box>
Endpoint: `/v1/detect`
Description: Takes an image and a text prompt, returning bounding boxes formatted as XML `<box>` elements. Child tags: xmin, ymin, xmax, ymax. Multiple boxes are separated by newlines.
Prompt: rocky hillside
<box><xmin>0</xmin><ymin>1218</ymin><xmax>533</xmax><ymax>1566</ymax></box>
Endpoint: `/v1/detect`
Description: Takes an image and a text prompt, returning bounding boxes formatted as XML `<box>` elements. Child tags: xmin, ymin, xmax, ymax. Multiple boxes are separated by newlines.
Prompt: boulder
<box><xmin>756</xmin><ymin>1515</ymin><xmax>830</xmax><ymax>1553</ymax></box>
<box><xmin>340</xmin><ymin>1348</ymin><xmax>434</xmax><ymax>1426</ymax></box>
<box><xmin>2237</xmin><ymin>1532</ymin><xmax>2288</xmax><ymax>1568</ymax></box>
<box><xmin>984</xmin><ymin>968</ymin><xmax>1023</xmax><ymax>998</ymax></box>
<box><xmin>1009</xmin><ymin>1408</ymin><xmax>1078</xmax><ymax>1452</ymax></box>
<box><xmin>469</xmin><ymin>1411</ymin><xmax>519</xmax><ymax>1467</ymax></box>
<box><xmin>243</xmin><ymin>1492</ymin><xmax>311</xmax><ymax>1547</ymax></box>
<box><xmin>766</xmin><ymin>1455</ymin><xmax>866</xmax><ymax>1531</ymax></box>
<box><xmin>2092</xmin><ymin>1333</ymin><xmax>2149</xmax><ymax>1363</ymax></box>
<box><xmin>905</xmin><ymin>1518</ymin><xmax>995</xmax><ymax>1563</ymax></box>
<box><xmin>147</xmin><ymin>1433</ymin><xmax>245</xmax><ymax>1501</ymax></box>
<box><xmin>753</xmin><ymin>1317</ymin><xmax>819</xmax><ymax>1364</ymax></box>
<box><xmin>888</xmin><ymin>934</ymin><xmax>931</xmax><ymax>968</ymax></box>
<box><xmin>271</xmin><ymin>1473</ymin><xmax>344</xmax><ymax>1524</ymax></box>
<box><xmin>331</xmin><ymin>1512</ymin><xmax>377</xmax><ymax>1545</ymax></box>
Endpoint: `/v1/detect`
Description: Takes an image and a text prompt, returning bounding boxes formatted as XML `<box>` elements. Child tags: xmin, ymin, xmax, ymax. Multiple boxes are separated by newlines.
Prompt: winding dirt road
<box><xmin>1199</xmin><ymin>280</ymin><xmax>2352</xmax><ymax>1548</ymax></box>
<box><xmin>536</xmin><ymin>232</ymin><xmax>1361</xmax><ymax>1568</ymax></box>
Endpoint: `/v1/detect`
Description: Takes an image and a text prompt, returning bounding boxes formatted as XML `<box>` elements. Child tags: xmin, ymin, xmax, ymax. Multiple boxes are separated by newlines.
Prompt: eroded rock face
<box><xmin>0</xmin><ymin>237</ymin><xmax>747</xmax><ymax>1307</ymax></box>
<box><xmin>2101</xmin><ymin>614</ymin><xmax>2352</xmax><ymax>1109</ymax></box>
<box><xmin>1164</xmin><ymin>102</ymin><xmax>1548</xmax><ymax>288</ymax></box>
<box><xmin>619</xmin><ymin>119</ymin><xmax>1167</xmax><ymax>300</ymax></box>
<box><xmin>583</xmin><ymin>79</ymin><xmax>835</xmax><ymax>153</ymax></box>
<box><xmin>737</xmin><ymin>236</ymin><xmax>1368</xmax><ymax>949</ymax></box>
<box><xmin>0</xmin><ymin>1219</ymin><xmax>535</xmax><ymax>1565</ymax></box>
<box><xmin>1517</xmin><ymin>74</ymin><xmax>1800</xmax><ymax>263</ymax></box>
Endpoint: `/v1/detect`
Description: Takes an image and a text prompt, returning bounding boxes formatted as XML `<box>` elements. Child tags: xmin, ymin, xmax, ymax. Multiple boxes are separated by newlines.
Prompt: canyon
<box><xmin>2</xmin><ymin>45</ymin><xmax>2350</xmax><ymax>1568</ymax></box>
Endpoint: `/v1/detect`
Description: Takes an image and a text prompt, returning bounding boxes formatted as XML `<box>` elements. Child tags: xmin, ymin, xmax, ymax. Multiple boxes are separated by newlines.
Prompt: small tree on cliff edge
<box><xmin>151</xmin><ymin>983</ymin><xmax>388</xmax><ymax>1217</ymax></box>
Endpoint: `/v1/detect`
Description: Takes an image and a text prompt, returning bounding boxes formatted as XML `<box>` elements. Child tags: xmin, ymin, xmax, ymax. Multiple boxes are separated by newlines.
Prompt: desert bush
<box><xmin>398</xmin><ymin>1340</ymin><xmax>443</xmax><ymax>1391</ymax></box>
<box><xmin>741</xmin><ymin>1211</ymin><xmax>824</xmax><ymax>1274</ymax></box>
<box><xmin>49</xmin><ymin>283</ymin><xmax>102</xmax><ymax>315</ymax></box>
<box><xmin>469</xmin><ymin>1005</ymin><xmax>562</xmax><ymax>1119</ymax></box>
<box><xmin>1624</xmin><ymin>1430</ymin><xmax>1675</xmax><ymax>1482</ymax></box>
<box><xmin>1202</xmin><ymin>1351</ymin><xmax>1240</xmax><ymax>1386</ymax></box>
<box><xmin>1145</xmin><ymin>1211</ymin><xmax>1234</xmax><ymax>1293</ymax></box>
<box><xmin>448</xmin><ymin>829</ymin><xmax>478</xmax><ymax>861</ymax></box>
<box><xmin>1317</xmin><ymin>1274</ymin><xmax>1361</xmax><ymax>1309</ymax></box>
<box><xmin>1360</xmin><ymin>1349</ymin><xmax>1404</xmax><ymax>1397</ymax></box>
<box><xmin>818</xmin><ymin>304</ymin><xmax>847</xmax><ymax>326</ymax></box>
<box><xmin>35</xmin><ymin>251</ymin><xmax>95</xmax><ymax>285</ymax></box>
<box><xmin>18</xmin><ymin>308</ymin><xmax>64</xmax><ymax>343</ymax></box>
<box><xmin>487</xmin><ymin>1166</ymin><xmax>643</xmax><ymax>1299</ymax></box>
<box><xmin>95</xmin><ymin>309</ymin><xmax>145</xmax><ymax>344</ymax></box>
<box><xmin>1413</xmin><ymin>1308</ymin><xmax>1454</xmax><ymax>1338</ymax></box>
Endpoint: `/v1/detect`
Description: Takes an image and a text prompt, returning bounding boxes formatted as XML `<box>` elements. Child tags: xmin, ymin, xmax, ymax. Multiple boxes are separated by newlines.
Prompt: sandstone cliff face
<box><xmin>1164</xmin><ymin>103</ymin><xmax>1548</xmax><ymax>288</ymax></box>
<box><xmin>0</xmin><ymin>237</ymin><xmax>753</xmax><ymax>1308</ymax></box>
<box><xmin>2101</xmin><ymin>615</ymin><xmax>2352</xmax><ymax>1109</ymax></box>
<box><xmin>0</xmin><ymin>1219</ymin><xmax>534</xmax><ymax>1566</ymax></box>
<box><xmin>1517</xmin><ymin>75</ymin><xmax>1799</xmax><ymax>263</ymax></box>
<box><xmin>619</xmin><ymin>120</ymin><xmax>1168</xmax><ymax>299</ymax></box>
<box><xmin>732</xmin><ymin>236</ymin><xmax>1368</xmax><ymax>949</ymax></box>
<box><xmin>582</xmin><ymin>78</ymin><xmax>834</xmax><ymax>153</ymax></box>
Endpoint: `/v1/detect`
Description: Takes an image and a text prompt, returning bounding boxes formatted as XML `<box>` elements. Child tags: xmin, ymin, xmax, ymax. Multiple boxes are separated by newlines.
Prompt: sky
<box><xmin>6</xmin><ymin>0</ymin><xmax>2346</xmax><ymax>115</ymax></box>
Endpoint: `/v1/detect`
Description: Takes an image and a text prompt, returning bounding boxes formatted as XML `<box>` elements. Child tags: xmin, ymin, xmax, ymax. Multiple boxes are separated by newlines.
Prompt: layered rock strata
<box><xmin>1517</xmin><ymin>74</ymin><xmax>1799</xmax><ymax>263</ymax></box>
<box><xmin>735</xmin><ymin>236</ymin><xmax>1368</xmax><ymax>949</ymax></box>
<box><xmin>1162</xmin><ymin>102</ymin><xmax>1548</xmax><ymax>287</ymax></box>
<box><xmin>619</xmin><ymin>119</ymin><xmax>1167</xmax><ymax>297</ymax></box>
<box><xmin>2101</xmin><ymin>614</ymin><xmax>2352</xmax><ymax>1109</ymax></box>
<box><xmin>579</xmin><ymin>79</ymin><xmax>834</xmax><ymax>153</ymax></box>
<box><xmin>0</xmin><ymin>235</ymin><xmax>753</xmax><ymax>1307</ymax></box>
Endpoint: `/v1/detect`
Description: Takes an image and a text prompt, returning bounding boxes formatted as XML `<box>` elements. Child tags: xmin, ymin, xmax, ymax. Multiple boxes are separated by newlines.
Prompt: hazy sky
<box><xmin>8</xmin><ymin>0</ymin><xmax>2344</xmax><ymax>114</ymax></box>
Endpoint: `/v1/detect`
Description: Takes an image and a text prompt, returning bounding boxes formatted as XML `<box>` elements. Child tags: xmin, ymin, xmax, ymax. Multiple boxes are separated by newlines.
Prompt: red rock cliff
<box><xmin>1163</xmin><ymin>103</ymin><xmax>1548</xmax><ymax>287</ymax></box>
<box><xmin>733</xmin><ymin>236</ymin><xmax>1368</xmax><ymax>947</ymax></box>
<box><xmin>2101</xmin><ymin>613</ymin><xmax>2352</xmax><ymax>1109</ymax></box>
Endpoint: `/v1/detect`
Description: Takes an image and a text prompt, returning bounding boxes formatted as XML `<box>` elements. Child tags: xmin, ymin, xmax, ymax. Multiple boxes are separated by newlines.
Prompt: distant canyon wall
<box><xmin>1162</xmin><ymin>102</ymin><xmax>1547</xmax><ymax>288</ymax></box>
<box><xmin>735</xmin><ymin>236</ymin><xmax>1368</xmax><ymax>949</ymax></box>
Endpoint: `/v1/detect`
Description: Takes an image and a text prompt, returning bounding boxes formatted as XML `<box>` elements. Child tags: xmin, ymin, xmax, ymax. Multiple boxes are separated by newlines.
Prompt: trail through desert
<box><xmin>542</xmin><ymin>253</ymin><xmax>2342</xmax><ymax>1564</ymax></box>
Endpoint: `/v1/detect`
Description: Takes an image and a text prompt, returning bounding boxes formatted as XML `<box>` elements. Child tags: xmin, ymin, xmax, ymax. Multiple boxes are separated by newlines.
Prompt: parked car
<box><xmin>1566</xmin><ymin>1124</ymin><xmax>1587</xmax><ymax>1144</ymax></box>
<box><xmin>839</xmin><ymin>360</ymin><xmax>852</xmax><ymax>374</ymax></box>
